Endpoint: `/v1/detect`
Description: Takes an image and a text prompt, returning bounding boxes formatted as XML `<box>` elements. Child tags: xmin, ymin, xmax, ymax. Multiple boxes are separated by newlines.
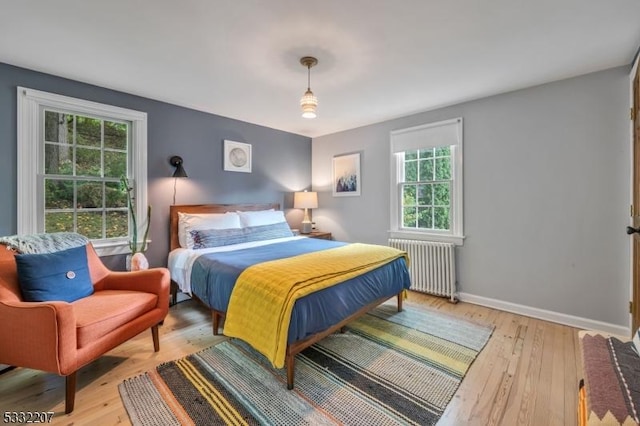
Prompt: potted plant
<box><xmin>120</xmin><ymin>176</ymin><xmax>151</xmax><ymax>271</ymax></box>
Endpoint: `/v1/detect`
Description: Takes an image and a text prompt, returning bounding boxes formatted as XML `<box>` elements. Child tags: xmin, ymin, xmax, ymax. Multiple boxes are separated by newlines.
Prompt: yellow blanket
<box><xmin>223</xmin><ymin>243</ymin><xmax>408</xmax><ymax>368</ymax></box>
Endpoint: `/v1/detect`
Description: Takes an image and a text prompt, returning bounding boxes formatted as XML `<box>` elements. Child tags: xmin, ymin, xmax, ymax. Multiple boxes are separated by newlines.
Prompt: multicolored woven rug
<box><xmin>119</xmin><ymin>303</ymin><xmax>493</xmax><ymax>425</ymax></box>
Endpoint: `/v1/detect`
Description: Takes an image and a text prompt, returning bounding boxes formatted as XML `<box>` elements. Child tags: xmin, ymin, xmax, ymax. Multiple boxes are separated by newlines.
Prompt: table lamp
<box><xmin>294</xmin><ymin>190</ymin><xmax>318</xmax><ymax>234</ymax></box>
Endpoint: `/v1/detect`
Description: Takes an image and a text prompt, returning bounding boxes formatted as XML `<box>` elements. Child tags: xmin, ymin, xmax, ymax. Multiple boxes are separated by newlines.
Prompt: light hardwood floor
<box><xmin>0</xmin><ymin>291</ymin><xmax>581</xmax><ymax>425</ymax></box>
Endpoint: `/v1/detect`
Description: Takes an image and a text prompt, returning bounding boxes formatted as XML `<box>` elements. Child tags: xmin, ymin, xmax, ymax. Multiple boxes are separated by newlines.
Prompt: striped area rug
<box><xmin>119</xmin><ymin>303</ymin><xmax>493</xmax><ymax>425</ymax></box>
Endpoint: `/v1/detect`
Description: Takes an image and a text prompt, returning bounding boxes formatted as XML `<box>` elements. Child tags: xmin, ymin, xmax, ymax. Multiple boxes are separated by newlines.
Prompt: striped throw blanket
<box><xmin>223</xmin><ymin>243</ymin><xmax>408</xmax><ymax>368</ymax></box>
<box><xmin>0</xmin><ymin>232</ymin><xmax>89</xmax><ymax>254</ymax></box>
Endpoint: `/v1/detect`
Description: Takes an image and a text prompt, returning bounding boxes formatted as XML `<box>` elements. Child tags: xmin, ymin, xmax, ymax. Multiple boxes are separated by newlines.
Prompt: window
<box><xmin>17</xmin><ymin>87</ymin><xmax>147</xmax><ymax>256</ymax></box>
<box><xmin>390</xmin><ymin>118</ymin><xmax>464</xmax><ymax>245</ymax></box>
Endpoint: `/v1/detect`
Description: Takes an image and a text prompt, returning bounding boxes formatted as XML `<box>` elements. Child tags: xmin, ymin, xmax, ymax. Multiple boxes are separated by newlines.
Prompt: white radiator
<box><xmin>388</xmin><ymin>238</ymin><xmax>457</xmax><ymax>302</ymax></box>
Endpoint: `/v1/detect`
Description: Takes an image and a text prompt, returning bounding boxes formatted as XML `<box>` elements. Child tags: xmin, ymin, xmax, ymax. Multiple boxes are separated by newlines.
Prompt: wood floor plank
<box><xmin>482</xmin><ymin>314</ymin><xmax>528</xmax><ymax>426</ymax></box>
<box><xmin>532</xmin><ymin>322</ymin><xmax>555</xmax><ymax>425</ymax></box>
<box><xmin>0</xmin><ymin>292</ymin><xmax>583</xmax><ymax>425</ymax></box>
<box><xmin>548</xmin><ymin>324</ymin><xmax>568</xmax><ymax>426</ymax></box>
<box><xmin>445</xmin><ymin>310</ymin><xmax>518</xmax><ymax>425</ymax></box>
<box><xmin>506</xmin><ymin>320</ymin><xmax>546</xmax><ymax>426</ymax></box>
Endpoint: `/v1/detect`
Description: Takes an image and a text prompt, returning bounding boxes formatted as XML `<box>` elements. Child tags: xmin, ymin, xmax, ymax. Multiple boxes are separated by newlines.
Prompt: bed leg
<box><xmin>286</xmin><ymin>354</ymin><xmax>295</xmax><ymax>390</ymax></box>
<box><xmin>169</xmin><ymin>280</ymin><xmax>178</xmax><ymax>306</ymax></box>
<box><xmin>397</xmin><ymin>292</ymin><xmax>403</xmax><ymax>312</ymax></box>
<box><xmin>212</xmin><ymin>311</ymin><xmax>220</xmax><ymax>336</ymax></box>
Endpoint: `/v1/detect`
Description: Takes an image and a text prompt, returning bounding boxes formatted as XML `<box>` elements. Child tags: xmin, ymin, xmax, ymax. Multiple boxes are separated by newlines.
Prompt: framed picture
<box><xmin>224</xmin><ymin>140</ymin><xmax>252</xmax><ymax>173</ymax></box>
<box><xmin>332</xmin><ymin>152</ymin><xmax>361</xmax><ymax>197</ymax></box>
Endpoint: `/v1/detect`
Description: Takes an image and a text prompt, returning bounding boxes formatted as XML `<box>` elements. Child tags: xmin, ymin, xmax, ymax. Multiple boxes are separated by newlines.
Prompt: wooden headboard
<box><xmin>169</xmin><ymin>203</ymin><xmax>280</xmax><ymax>251</ymax></box>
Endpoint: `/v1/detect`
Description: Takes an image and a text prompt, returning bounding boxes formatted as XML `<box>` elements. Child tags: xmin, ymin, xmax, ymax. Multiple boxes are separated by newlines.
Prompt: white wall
<box><xmin>312</xmin><ymin>66</ymin><xmax>631</xmax><ymax>330</ymax></box>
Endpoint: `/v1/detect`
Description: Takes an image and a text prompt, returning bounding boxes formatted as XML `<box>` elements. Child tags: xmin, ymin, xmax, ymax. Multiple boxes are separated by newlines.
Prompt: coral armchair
<box><xmin>0</xmin><ymin>242</ymin><xmax>169</xmax><ymax>413</ymax></box>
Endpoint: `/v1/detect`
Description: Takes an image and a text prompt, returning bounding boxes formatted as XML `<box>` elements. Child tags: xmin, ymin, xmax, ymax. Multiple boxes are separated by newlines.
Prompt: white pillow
<box><xmin>178</xmin><ymin>212</ymin><xmax>242</xmax><ymax>248</ymax></box>
<box><xmin>237</xmin><ymin>209</ymin><xmax>287</xmax><ymax>227</ymax></box>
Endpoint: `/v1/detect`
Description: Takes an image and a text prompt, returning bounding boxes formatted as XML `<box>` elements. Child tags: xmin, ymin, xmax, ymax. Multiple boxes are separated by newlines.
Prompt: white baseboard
<box><xmin>458</xmin><ymin>292</ymin><xmax>629</xmax><ymax>336</ymax></box>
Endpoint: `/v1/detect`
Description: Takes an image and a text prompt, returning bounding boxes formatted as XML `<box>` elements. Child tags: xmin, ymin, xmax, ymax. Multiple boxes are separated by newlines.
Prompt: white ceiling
<box><xmin>1</xmin><ymin>1</ymin><xmax>639</xmax><ymax>138</ymax></box>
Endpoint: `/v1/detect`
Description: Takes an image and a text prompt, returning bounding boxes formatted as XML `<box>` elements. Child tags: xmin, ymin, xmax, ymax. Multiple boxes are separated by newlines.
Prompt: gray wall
<box><xmin>312</xmin><ymin>66</ymin><xmax>631</xmax><ymax>327</ymax></box>
<box><xmin>0</xmin><ymin>62</ymin><xmax>311</xmax><ymax>269</ymax></box>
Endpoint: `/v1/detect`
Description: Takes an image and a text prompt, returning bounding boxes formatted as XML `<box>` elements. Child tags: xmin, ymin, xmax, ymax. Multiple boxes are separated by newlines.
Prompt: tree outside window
<box><xmin>43</xmin><ymin>111</ymin><xmax>130</xmax><ymax>240</ymax></box>
<box><xmin>401</xmin><ymin>147</ymin><xmax>452</xmax><ymax>231</ymax></box>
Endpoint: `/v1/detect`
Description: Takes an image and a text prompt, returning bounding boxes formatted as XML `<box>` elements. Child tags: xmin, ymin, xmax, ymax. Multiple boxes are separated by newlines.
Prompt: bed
<box><xmin>167</xmin><ymin>203</ymin><xmax>411</xmax><ymax>389</ymax></box>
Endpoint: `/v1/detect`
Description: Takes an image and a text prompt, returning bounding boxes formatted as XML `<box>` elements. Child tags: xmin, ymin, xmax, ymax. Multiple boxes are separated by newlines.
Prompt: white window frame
<box><xmin>389</xmin><ymin>117</ymin><xmax>464</xmax><ymax>245</ymax></box>
<box><xmin>17</xmin><ymin>87</ymin><xmax>148</xmax><ymax>256</ymax></box>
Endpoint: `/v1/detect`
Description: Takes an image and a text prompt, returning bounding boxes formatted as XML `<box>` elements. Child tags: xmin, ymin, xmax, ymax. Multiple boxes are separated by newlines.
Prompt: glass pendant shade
<box><xmin>300</xmin><ymin>89</ymin><xmax>318</xmax><ymax>119</ymax></box>
<box><xmin>299</xmin><ymin>56</ymin><xmax>318</xmax><ymax>119</ymax></box>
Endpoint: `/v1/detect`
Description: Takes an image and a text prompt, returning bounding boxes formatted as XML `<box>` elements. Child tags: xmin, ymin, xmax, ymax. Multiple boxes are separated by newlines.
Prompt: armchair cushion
<box><xmin>73</xmin><ymin>290</ymin><xmax>158</xmax><ymax>348</ymax></box>
<box><xmin>15</xmin><ymin>245</ymin><xmax>93</xmax><ymax>303</ymax></box>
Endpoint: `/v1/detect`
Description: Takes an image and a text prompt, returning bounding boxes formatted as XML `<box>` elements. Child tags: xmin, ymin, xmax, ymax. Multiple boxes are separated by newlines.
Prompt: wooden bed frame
<box><xmin>168</xmin><ymin>203</ymin><xmax>403</xmax><ymax>389</ymax></box>
<box><xmin>169</xmin><ymin>203</ymin><xmax>281</xmax><ymax>251</ymax></box>
<box><xmin>168</xmin><ymin>203</ymin><xmax>280</xmax><ymax>304</ymax></box>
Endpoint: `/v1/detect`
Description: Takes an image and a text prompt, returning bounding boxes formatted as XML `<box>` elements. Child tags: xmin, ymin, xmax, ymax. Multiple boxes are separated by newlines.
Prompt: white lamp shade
<box><xmin>294</xmin><ymin>191</ymin><xmax>318</xmax><ymax>209</ymax></box>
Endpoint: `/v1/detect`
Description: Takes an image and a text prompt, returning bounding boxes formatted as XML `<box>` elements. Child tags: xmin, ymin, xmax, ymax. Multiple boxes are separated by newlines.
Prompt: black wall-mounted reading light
<box><xmin>169</xmin><ymin>155</ymin><xmax>188</xmax><ymax>178</ymax></box>
<box><xmin>169</xmin><ymin>155</ymin><xmax>187</xmax><ymax>205</ymax></box>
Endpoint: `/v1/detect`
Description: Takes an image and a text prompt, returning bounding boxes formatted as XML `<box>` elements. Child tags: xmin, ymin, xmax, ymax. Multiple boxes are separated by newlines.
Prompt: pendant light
<box><xmin>300</xmin><ymin>56</ymin><xmax>318</xmax><ymax>119</ymax></box>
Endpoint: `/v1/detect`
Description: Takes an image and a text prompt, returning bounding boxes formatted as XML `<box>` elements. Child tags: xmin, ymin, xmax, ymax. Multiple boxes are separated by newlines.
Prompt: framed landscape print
<box><xmin>224</xmin><ymin>140</ymin><xmax>252</xmax><ymax>173</ymax></box>
<box><xmin>332</xmin><ymin>152</ymin><xmax>361</xmax><ymax>197</ymax></box>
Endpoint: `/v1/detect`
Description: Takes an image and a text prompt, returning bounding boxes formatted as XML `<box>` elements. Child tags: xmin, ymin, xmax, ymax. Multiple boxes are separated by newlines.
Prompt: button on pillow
<box><xmin>16</xmin><ymin>245</ymin><xmax>94</xmax><ymax>303</ymax></box>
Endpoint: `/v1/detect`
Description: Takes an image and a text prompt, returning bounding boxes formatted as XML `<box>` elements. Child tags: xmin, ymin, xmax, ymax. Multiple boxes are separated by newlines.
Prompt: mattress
<box><xmin>168</xmin><ymin>237</ymin><xmax>411</xmax><ymax>343</ymax></box>
<box><xmin>168</xmin><ymin>236</ymin><xmax>304</xmax><ymax>294</ymax></box>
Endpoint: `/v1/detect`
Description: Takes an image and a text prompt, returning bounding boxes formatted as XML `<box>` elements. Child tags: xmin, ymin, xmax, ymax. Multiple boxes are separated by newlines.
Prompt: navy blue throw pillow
<box><xmin>15</xmin><ymin>245</ymin><xmax>94</xmax><ymax>303</ymax></box>
<box><xmin>190</xmin><ymin>222</ymin><xmax>295</xmax><ymax>249</ymax></box>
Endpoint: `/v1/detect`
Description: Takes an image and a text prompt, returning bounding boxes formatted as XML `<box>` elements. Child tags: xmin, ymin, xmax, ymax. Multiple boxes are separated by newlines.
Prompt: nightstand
<box><xmin>304</xmin><ymin>231</ymin><xmax>332</xmax><ymax>240</ymax></box>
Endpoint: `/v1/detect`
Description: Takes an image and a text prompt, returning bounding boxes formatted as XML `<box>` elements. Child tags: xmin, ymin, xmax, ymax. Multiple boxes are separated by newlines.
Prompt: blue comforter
<box><xmin>190</xmin><ymin>238</ymin><xmax>411</xmax><ymax>343</ymax></box>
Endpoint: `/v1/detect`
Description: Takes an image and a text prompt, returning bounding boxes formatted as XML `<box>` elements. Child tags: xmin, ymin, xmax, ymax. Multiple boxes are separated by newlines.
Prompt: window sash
<box><xmin>389</xmin><ymin>118</ymin><xmax>464</xmax><ymax>245</ymax></box>
<box><xmin>18</xmin><ymin>87</ymin><xmax>147</xmax><ymax>256</ymax></box>
<box><xmin>42</xmin><ymin>109</ymin><xmax>131</xmax><ymax>240</ymax></box>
